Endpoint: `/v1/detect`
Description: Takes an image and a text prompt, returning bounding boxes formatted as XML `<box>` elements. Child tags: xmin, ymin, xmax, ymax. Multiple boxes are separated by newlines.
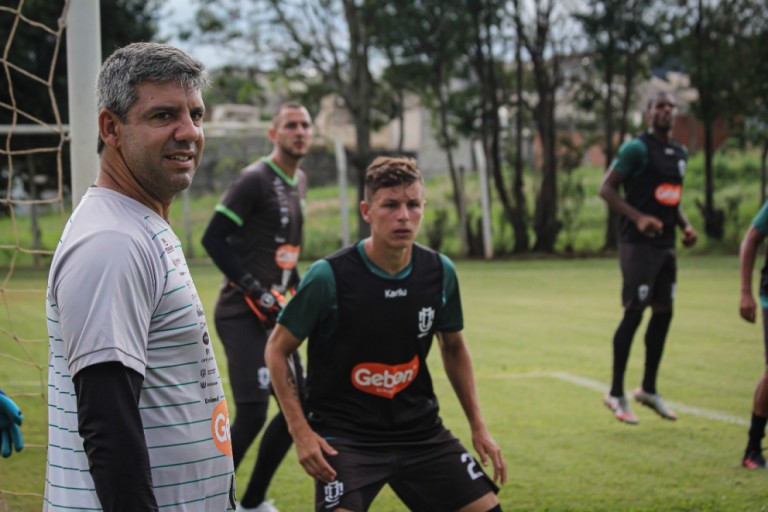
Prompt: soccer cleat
<box><xmin>743</xmin><ymin>448</ymin><xmax>766</xmax><ymax>469</ymax></box>
<box><xmin>603</xmin><ymin>394</ymin><xmax>639</xmax><ymax>424</ymax></box>
<box><xmin>633</xmin><ymin>388</ymin><xmax>677</xmax><ymax>420</ymax></box>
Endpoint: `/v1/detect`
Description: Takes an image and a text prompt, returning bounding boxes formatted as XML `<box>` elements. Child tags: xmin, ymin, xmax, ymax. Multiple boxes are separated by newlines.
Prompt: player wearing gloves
<box><xmin>0</xmin><ymin>388</ymin><xmax>23</xmax><ymax>458</ymax></box>
<box><xmin>236</xmin><ymin>274</ymin><xmax>287</xmax><ymax>329</ymax></box>
<box><xmin>202</xmin><ymin>102</ymin><xmax>312</xmax><ymax>512</ymax></box>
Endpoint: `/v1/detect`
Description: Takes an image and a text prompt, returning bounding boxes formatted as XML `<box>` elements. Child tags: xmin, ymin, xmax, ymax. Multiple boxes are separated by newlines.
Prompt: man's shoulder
<box><xmin>623</xmin><ymin>135</ymin><xmax>649</xmax><ymax>154</ymax></box>
<box><xmin>240</xmin><ymin>158</ymin><xmax>270</xmax><ymax>177</ymax></box>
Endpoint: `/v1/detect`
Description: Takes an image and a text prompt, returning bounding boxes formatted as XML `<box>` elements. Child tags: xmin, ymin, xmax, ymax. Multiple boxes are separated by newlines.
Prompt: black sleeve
<box><xmin>201</xmin><ymin>211</ymin><xmax>250</xmax><ymax>284</ymax></box>
<box><xmin>288</xmin><ymin>267</ymin><xmax>301</xmax><ymax>290</ymax></box>
<box><xmin>73</xmin><ymin>362</ymin><xmax>158</xmax><ymax>512</ymax></box>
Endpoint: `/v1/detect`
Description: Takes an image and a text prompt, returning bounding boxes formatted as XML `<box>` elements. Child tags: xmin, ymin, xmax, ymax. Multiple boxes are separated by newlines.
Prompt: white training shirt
<box><xmin>44</xmin><ymin>187</ymin><xmax>235</xmax><ymax>511</ymax></box>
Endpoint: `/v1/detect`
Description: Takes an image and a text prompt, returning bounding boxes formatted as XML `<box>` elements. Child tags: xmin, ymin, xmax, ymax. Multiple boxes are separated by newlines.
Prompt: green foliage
<box><xmin>2</xmin><ymin>146</ymin><xmax>766</xmax><ymax>267</ymax></box>
<box><xmin>0</xmin><ymin>0</ymin><xmax>160</xmax><ymax>198</ymax></box>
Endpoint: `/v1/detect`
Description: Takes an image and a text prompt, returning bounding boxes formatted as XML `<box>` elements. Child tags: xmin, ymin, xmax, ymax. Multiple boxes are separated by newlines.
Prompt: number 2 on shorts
<box><xmin>461</xmin><ymin>452</ymin><xmax>484</xmax><ymax>480</ymax></box>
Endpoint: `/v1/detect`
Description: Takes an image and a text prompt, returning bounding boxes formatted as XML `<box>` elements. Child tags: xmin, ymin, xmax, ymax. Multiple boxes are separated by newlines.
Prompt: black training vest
<box><xmin>620</xmin><ymin>132</ymin><xmax>687</xmax><ymax>248</ymax></box>
<box><xmin>305</xmin><ymin>243</ymin><xmax>445</xmax><ymax>443</ymax></box>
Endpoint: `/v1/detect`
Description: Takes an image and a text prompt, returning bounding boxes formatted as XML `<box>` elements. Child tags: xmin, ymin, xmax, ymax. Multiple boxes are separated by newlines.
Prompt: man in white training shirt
<box><xmin>44</xmin><ymin>43</ymin><xmax>236</xmax><ymax>511</ymax></box>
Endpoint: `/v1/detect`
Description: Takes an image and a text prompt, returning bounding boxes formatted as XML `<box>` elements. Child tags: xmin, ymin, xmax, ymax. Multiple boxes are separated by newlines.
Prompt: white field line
<box><xmin>490</xmin><ymin>371</ymin><xmax>749</xmax><ymax>427</ymax></box>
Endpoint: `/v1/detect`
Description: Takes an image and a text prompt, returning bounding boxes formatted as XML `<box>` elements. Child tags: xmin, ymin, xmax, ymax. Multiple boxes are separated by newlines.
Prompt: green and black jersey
<box><xmin>611</xmin><ymin>131</ymin><xmax>688</xmax><ymax>248</ymax></box>
<box><xmin>278</xmin><ymin>241</ymin><xmax>463</xmax><ymax>443</ymax></box>
<box><xmin>214</xmin><ymin>157</ymin><xmax>306</xmax><ymax>316</ymax></box>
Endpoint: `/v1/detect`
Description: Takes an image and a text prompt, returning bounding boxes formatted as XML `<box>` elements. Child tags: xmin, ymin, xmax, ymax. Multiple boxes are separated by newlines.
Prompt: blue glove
<box><xmin>0</xmin><ymin>388</ymin><xmax>24</xmax><ymax>458</ymax></box>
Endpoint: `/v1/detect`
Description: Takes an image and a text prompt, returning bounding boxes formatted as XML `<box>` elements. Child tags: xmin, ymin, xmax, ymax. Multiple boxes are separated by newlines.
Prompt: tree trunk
<box><xmin>701</xmin><ymin>120</ymin><xmax>724</xmax><ymax>239</ymax></box>
<box><xmin>436</xmin><ymin>92</ymin><xmax>469</xmax><ymax>256</ymax></box>
<box><xmin>601</xmin><ymin>26</ymin><xmax>619</xmax><ymax>252</ymax></box>
<box><xmin>761</xmin><ymin>138</ymin><xmax>768</xmax><ymax>205</ymax></box>
<box><xmin>532</xmin><ymin>93</ymin><xmax>561</xmax><ymax>252</ymax></box>
<box><xmin>512</xmin><ymin>35</ymin><xmax>530</xmax><ymax>253</ymax></box>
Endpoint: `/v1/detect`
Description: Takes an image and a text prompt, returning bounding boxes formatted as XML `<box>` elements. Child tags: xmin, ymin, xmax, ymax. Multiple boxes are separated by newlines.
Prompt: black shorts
<box><xmin>314</xmin><ymin>430</ymin><xmax>499</xmax><ymax>512</ymax></box>
<box><xmin>215</xmin><ymin>310</ymin><xmax>272</xmax><ymax>404</ymax></box>
<box><xmin>215</xmin><ymin>311</ymin><xmax>305</xmax><ymax>405</ymax></box>
<box><xmin>619</xmin><ymin>243</ymin><xmax>677</xmax><ymax>310</ymax></box>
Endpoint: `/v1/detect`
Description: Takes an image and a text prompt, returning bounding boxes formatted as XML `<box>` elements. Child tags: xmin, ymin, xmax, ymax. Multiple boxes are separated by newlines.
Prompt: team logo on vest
<box><xmin>258</xmin><ymin>366</ymin><xmax>271</xmax><ymax>389</ymax></box>
<box><xmin>323</xmin><ymin>480</ymin><xmax>344</xmax><ymax>509</ymax></box>
<box><xmin>418</xmin><ymin>307</ymin><xmax>435</xmax><ymax>338</ymax></box>
<box><xmin>351</xmin><ymin>355</ymin><xmax>419</xmax><ymax>399</ymax></box>
<box><xmin>275</xmin><ymin>244</ymin><xmax>300</xmax><ymax>270</ymax></box>
<box><xmin>211</xmin><ymin>400</ymin><xmax>233</xmax><ymax>457</ymax></box>
<box><xmin>654</xmin><ymin>183</ymin><xmax>681</xmax><ymax>206</ymax></box>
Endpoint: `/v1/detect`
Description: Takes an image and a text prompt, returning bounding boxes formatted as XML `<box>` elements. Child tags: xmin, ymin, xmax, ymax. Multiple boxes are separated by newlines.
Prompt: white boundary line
<box><xmin>490</xmin><ymin>371</ymin><xmax>749</xmax><ymax>427</ymax></box>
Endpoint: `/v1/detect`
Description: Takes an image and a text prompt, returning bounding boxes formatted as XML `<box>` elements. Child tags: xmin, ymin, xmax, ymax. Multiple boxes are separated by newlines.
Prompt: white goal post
<box><xmin>65</xmin><ymin>0</ymin><xmax>101</xmax><ymax>209</ymax></box>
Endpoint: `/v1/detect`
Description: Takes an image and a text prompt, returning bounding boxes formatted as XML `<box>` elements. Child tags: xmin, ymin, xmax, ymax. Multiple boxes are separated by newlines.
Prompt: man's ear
<box><xmin>267</xmin><ymin>126</ymin><xmax>276</xmax><ymax>145</ymax></box>
<box><xmin>98</xmin><ymin>109</ymin><xmax>122</xmax><ymax>149</ymax></box>
<box><xmin>360</xmin><ymin>200</ymin><xmax>371</xmax><ymax>224</ymax></box>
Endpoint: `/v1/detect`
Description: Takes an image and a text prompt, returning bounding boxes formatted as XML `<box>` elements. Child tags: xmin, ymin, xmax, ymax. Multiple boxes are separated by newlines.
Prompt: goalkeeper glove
<box><xmin>0</xmin><ymin>388</ymin><xmax>23</xmax><ymax>458</ymax></box>
<box><xmin>235</xmin><ymin>275</ymin><xmax>286</xmax><ymax>329</ymax></box>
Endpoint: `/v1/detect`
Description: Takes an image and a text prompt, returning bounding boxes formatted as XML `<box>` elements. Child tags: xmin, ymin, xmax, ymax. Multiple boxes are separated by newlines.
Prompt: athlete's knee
<box><xmin>621</xmin><ymin>308</ymin><xmax>644</xmax><ymax>329</ymax></box>
<box><xmin>650</xmin><ymin>304</ymin><xmax>673</xmax><ymax>316</ymax></box>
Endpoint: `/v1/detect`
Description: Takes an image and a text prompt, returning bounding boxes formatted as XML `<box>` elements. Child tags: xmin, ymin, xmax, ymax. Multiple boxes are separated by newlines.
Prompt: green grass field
<box><xmin>2</xmin><ymin>255</ymin><xmax>768</xmax><ymax>511</ymax></box>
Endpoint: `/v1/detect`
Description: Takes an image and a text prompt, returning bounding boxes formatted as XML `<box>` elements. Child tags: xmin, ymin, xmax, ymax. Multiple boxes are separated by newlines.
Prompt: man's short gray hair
<box><xmin>96</xmin><ymin>42</ymin><xmax>210</xmax><ymax>152</ymax></box>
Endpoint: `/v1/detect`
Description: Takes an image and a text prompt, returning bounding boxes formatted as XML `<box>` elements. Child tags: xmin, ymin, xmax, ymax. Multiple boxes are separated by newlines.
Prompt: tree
<box><xmin>736</xmin><ymin>3</ymin><xmax>768</xmax><ymax>202</ymax></box>
<box><xmin>509</xmin><ymin>8</ymin><xmax>531</xmax><ymax>253</ymax></box>
<box><xmin>666</xmin><ymin>0</ymin><xmax>764</xmax><ymax>239</ymax></box>
<box><xmin>467</xmin><ymin>0</ymin><xmax>525</xmax><ymax>255</ymax></box>
<box><xmin>0</xmin><ymin>0</ymin><xmax>160</xmax><ymax>196</ymax></box>
<box><xmin>575</xmin><ymin>0</ymin><xmax>659</xmax><ymax>251</ymax></box>
<box><xmin>369</xmin><ymin>0</ymin><xmax>474</xmax><ymax>255</ymax></box>
<box><xmin>185</xmin><ymin>1</ymin><xmax>397</xmax><ymax>238</ymax></box>
<box><xmin>513</xmin><ymin>0</ymin><xmax>565</xmax><ymax>252</ymax></box>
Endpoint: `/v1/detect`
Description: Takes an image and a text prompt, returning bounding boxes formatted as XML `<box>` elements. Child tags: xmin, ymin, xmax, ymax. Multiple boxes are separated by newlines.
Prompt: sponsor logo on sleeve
<box><xmin>275</xmin><ymin>244</ymin><xmax>300</xmax><ymax>270</ymax></box>
<box><xmin>351</xmin><ymin>356</ymin><xmax>419</xmax><ymax>399</ymax></box>
<box><xmin>211</xmin><ymin>400</ymin><xmax>233</xmax><ymax>457</ymax></box>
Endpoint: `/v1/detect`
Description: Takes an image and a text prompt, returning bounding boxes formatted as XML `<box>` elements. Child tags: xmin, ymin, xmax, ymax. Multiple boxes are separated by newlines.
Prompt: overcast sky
<box><xmin>157</xmin><ymin>0</ymin><xmax>227</xmax><ymax>69</ymax></box>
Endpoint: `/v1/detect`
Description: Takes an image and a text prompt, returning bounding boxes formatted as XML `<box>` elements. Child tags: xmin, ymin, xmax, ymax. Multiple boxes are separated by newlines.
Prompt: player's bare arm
<box><xmin>600</xmin><ymin>168</ymin><xmax>663</xmax><ymax>238</ymax></box>
<box><xmin>739</xmin><ymin>226</ymin><xmax>764</xmax><ymax>323</ymax></box>
<box><xmin>437</xmin><ymin>331</ymin><xmax>507</xmax><ymax>485</ymax></box>
<box><xmin>265</xmin><ymin>324</ymin><xmax>338</xmax><ymax>482</ymax></box>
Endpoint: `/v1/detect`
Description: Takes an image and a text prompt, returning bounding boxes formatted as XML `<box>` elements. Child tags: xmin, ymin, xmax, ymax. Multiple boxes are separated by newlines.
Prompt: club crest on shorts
<box><xmin>323</xmin><ymin>480</ymin><xmax>344</xmax><ymax>509</ymax></box>
<box><xmin>637</xmin><ymin>284</ymin><xmax>649</xmax><ymax>302</ymax></box>
<box><xmin>258</xmin><ymin>367</ymin><xmax>271</xmax><ymax>389</ymax></box>
<box><xmin>418</xmin><ymin>307</ymin><xmax>435</xmax><ymax>338</ymax></box>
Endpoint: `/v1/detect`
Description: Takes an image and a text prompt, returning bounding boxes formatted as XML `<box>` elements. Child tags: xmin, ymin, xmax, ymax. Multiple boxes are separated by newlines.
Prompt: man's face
<box><xmin>269</xmin><ymin>107</ymin><xmax>313</xmax><ymax>159</ymax></box>
<box><xmin>361</xmin><ymin>181</ymin><xmax>425</xmax><ymax>251</ymax></box>
<box><xmin>647</xmin><ymin>94</ymin><xmax>677</xmax><ymax>133</ymax></box>
<box><xmin>117</xmin><ymin>81</ymin><xmax>205</xmax><ymax>202</ymax></box>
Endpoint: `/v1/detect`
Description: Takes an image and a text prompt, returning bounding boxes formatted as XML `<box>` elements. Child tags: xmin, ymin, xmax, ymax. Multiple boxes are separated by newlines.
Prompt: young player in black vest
<box><xmin>266</xmin><ymin>156</ymin><xmax>506</xmax><ymax>511</ymax></box>
<box><xmin>600</xmin><ymin>91</ymin><xmax>698</xmax><ymax>424</ymax></box>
